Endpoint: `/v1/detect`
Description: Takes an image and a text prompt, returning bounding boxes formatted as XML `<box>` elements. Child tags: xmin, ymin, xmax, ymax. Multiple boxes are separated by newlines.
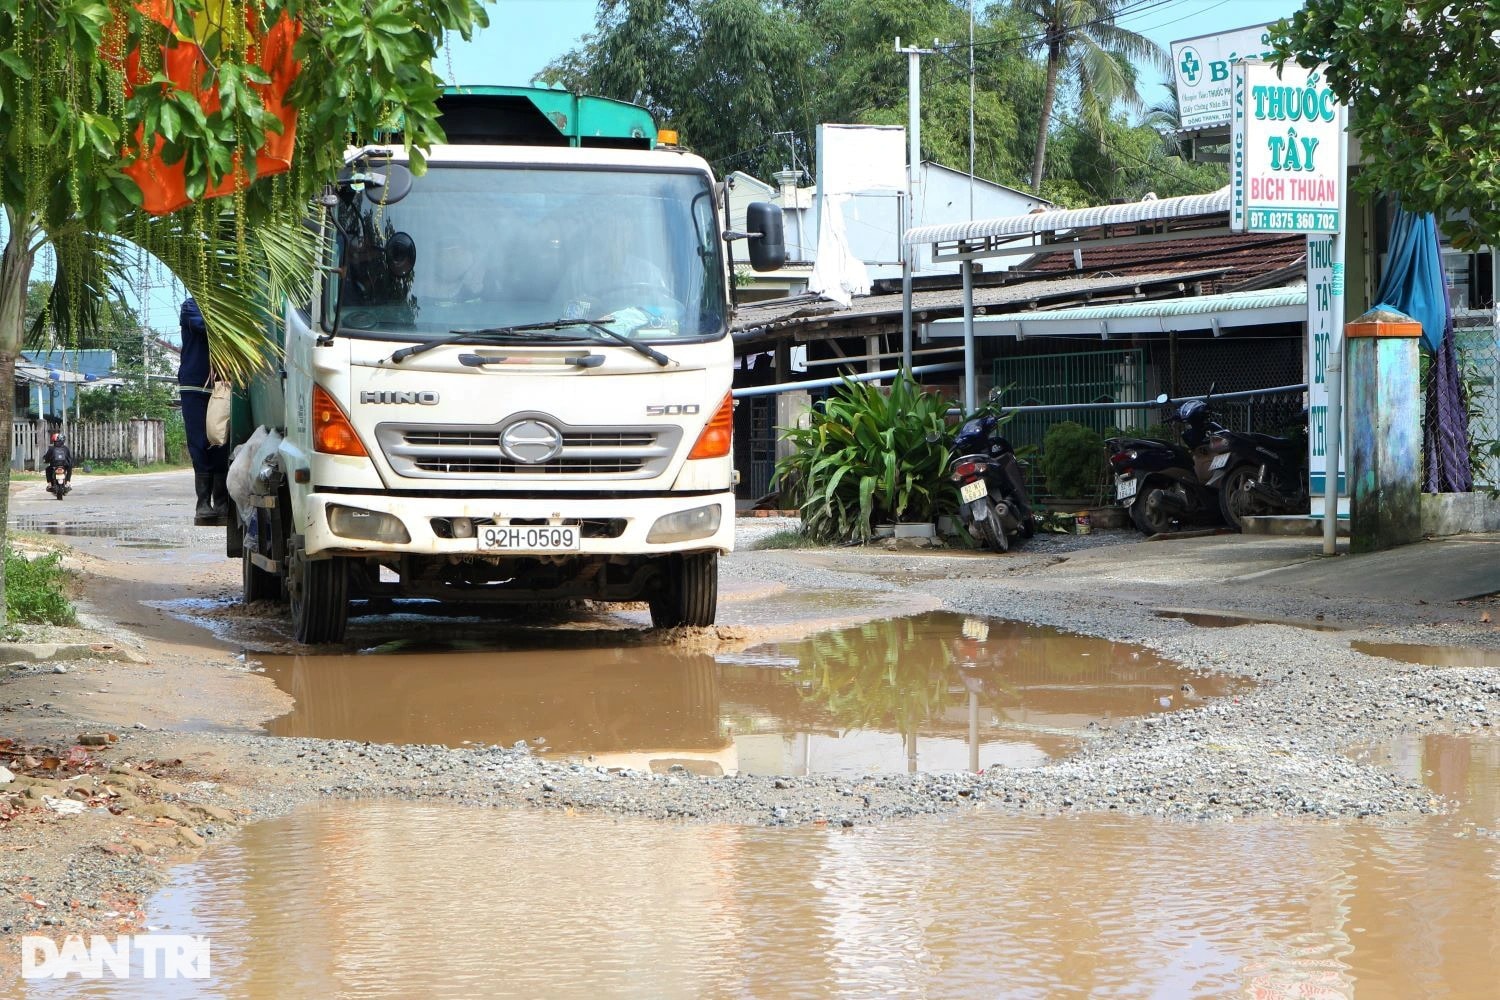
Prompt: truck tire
<box><xmin>287</xmin><ymin>541</ymin><xmax>349</xmax><ymax>644</ymax></box>
<box><xmin>241</xmin><ymin>531</ymin><xmax>281</xmax><ymax>604</ymax></box>
<box><xmin>649</xmin><ymin>553</ymin><xmax>718</xmax><ymax>629</ymax></box>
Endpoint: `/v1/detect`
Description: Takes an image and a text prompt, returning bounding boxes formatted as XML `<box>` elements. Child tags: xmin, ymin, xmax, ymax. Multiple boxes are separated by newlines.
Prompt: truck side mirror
<box><xmin>746</xmin><ymin>202</ymin><xmax>785</xmax><ymax>272</ymax></box>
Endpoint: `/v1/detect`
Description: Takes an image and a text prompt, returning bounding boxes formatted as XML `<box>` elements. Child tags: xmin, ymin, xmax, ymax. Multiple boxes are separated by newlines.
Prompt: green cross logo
<box><xmin>1179</xmin><ymin>47</ymin><xmax>1202</xmax><ymax>85</ymax></box>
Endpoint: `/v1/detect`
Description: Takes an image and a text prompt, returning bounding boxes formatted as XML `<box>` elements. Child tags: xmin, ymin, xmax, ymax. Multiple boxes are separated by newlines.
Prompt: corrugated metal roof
<box><xmin>732</xmin><ymin>270</ymin><xmax>1227</xmax><ymax>343</ymax></box>
<box><xmin>1000</xmin><ymin>288</ymin><xmax>1305</xmax><ymax>321</ymax></box>
<box><xmin>907</xmin><ymin>188</ymin><xmax>1231</xmax><ymax>246</ymax></box>
<box><xmin>927</xmin><ymin>288</ymin><xmax>1307</xmax><ymax>339</ymax></box>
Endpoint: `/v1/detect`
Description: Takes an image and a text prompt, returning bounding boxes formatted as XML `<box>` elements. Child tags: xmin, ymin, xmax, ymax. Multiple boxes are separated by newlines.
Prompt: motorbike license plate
<box><xmin>479</xmin><ymin>524</ymin><xmax>581</xmax><ymax>552</ymax></box>
<box><xmin>1209</xmin><ymin>453</ymin><xmax>1230</xmax><ymax>470</ymax></box>
<box><xmin>1115</xmin><ymin>477</ymin><xmax>1138</xmax><ymax>501</ymax></box>
<box><xmin>959</xmin><ymin>479</ymin><xmax>988</xmax><ymax>504</ymax></box>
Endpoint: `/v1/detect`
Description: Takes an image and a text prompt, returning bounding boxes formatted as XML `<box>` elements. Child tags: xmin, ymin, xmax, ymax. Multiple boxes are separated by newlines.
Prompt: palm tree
<box><xmin>1012</xmin><ymin>0</ymin><xmax>1169</xmax><ymax>192</ymax></box>
<box><xmin>1142</xmin><ymin>80</ymin><xmax>1185</xmax><ymax>157</ymax></box>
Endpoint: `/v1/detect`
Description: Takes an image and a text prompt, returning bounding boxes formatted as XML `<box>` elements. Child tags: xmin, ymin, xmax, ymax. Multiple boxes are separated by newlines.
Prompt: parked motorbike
<box><xmin>46</xmin><ymin>466</ymin><xmax>70</xmax><ymax>500</ymax></box>
<box><xmin>1106</xmin><ymin>393</ymin><xmax>1224</xmax><ymax>535</ymax></box>
<box><xmin>949</xmin><ymin>407</ymin><xmax>1033</xmax><ymax>552</ymax></box>
<box><xmin>1206</xmin><ymin>413</ymin><xmax>1308</xmax><ymax>532</ymax></box>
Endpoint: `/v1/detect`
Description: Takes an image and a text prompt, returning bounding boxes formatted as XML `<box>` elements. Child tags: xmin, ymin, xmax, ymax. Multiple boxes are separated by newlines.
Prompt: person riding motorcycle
<box><xmin>42</xmin><ymin>433</ymin><xmax>73</xmax><ymax>491</ymax></box>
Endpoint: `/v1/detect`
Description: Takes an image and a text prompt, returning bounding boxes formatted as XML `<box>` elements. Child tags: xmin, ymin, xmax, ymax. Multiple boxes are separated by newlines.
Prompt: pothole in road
<box><xmin>1155</xmin><ymin>608</ymin><xmax>1345</xmax><ymax>631</ymax></box>
<box><xmin>10</xmin><ymin>515</ymin><xmax>170</xmax><ymax>548</ymax></box>
<box><xmin>1350</xmin><ymin>640</ymin><xmax>1500</xmax><ymax>669</ymax></box>
<box><xmin>251</xmin><ymin>612</ymin><xmax>1248</xmax><ymax>776</ymax></box>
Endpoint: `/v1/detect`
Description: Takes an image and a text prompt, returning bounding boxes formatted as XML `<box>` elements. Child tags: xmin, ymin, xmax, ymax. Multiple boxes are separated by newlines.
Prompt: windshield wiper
<box><xmin>508</xmin><ymin>318</ymin><xmax>673</xmax><ymax>367</ymax></box>
<box><xmin>388</xmin><ymin>327</ymin><xmax>580</xmax><ymax>363</ymax></box>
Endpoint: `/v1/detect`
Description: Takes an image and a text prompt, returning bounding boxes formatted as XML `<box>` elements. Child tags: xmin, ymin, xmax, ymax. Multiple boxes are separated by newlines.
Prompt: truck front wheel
<box><xmin>648</xmin><ymin>553</ymin><xmax>718</xmax><ymax>629</ymax></box>
<box><xmin>287</xmin><ymin>540</ymin><xmax>349</xmax><ymax>644</ymax></box>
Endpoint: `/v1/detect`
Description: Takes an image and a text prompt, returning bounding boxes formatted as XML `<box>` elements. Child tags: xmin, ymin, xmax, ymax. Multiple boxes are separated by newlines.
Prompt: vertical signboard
<box><xmin>1170</xmin><ymin>24</ymin><xmax>1274</xmax><ymax>131</ymax></box>
<box><xmin>1232</xmin><ymin>60</ymin><xmax>1344</xmax><ymax>234</ymax></box>
<box><xmin>1306</xmin><ymin>235</ymin><xmax>1346</xmax><ymax>514</ymax></box>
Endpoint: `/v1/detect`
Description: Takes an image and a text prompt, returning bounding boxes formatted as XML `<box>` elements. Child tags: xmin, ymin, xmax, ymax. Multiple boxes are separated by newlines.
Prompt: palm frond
<box><xmin>123</xmin><ymin>211</ymin><xmax>319</xmax><ymax>383</ymax></box>
<box><xmin>1089</xmin><ymin>20</ymin><xmax>1169</xmax><ymax>72</ymax></box>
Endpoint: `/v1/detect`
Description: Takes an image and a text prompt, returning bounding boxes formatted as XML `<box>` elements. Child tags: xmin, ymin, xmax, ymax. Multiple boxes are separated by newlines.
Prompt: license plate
<box><xmin>479</xmin><ymin>524</ymin><xmax>581</xmax><ymax>552</ymax></box>
<box><xmin>1210</xmin><ymin>453</ymin><xmax>1230</xmax><ymax>470</ymax></box>
<box><xmin>959</xmin><ymin>479</ymin><xmax>988</xmax><ymax>504</ymax></box>
<box><xmin>1115</xmin><ymin>477</ymin><xmax>1138</xmax><ymax>501</ymax></box>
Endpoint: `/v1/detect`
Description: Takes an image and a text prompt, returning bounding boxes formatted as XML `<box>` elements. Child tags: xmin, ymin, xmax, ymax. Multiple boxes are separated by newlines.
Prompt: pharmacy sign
<box><xmin>1231</xmin><ymin>60</ymin><xmax>1346</xmax><ymax>234</ymax></box>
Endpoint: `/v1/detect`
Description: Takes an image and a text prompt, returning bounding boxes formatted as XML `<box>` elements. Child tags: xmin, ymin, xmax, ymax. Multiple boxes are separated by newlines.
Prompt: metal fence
<box><xmin>10</xmin><ymin>419</ymin><xmax>167</xmax><ymax>471</ymax></box>
<box><xmin>1452</xmin><ymin>323</ymin><xmax>1500</xmax><ymax>488</ymax></box>
<box><xmin>990</xmin><ymin>337</ymin><xmax>1306</xmax><ymax>504</ymax></box>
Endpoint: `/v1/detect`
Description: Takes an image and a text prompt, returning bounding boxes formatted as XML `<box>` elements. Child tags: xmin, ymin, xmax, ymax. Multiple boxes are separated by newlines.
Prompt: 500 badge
<box><xmin>646</xmin><ymin>404</ymin><xmax>701</xmax><ymax>416</ymax></box>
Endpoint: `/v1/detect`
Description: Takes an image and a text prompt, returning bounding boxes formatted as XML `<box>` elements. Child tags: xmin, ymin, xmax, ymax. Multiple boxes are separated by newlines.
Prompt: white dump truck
<box><xmin>229</xmin><ymin>87</ymin><xmax>784</xmax><ymax>643</ymax></box>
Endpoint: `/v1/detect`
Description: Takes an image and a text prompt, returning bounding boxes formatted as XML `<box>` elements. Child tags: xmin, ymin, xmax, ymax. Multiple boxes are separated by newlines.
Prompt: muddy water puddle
<box><xmin>1156</xmin><ymin>608</ymin><xmax>1346</xmax><ymax>631</ymax></box>
<box><xmin>27</xmin><ymin>739</ymin><xmax>1500</xmax><ymax>1000</ymax></box>
<box><xmin>1352</xmin><ymin>639</ymin><xmax>1500</xmax><ymax>669</ymax></box>
<box><xmin>252</xmin><ymin>612</ymin><xmax>1245</xmax><ymax>776</ymax></box>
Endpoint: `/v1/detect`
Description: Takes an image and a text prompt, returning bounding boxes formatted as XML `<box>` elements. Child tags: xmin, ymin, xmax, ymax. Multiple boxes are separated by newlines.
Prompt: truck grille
<box><xmin>376</xmin><ymin>418</ymin><xmax>681</xmax><ymax>480</ymax></box>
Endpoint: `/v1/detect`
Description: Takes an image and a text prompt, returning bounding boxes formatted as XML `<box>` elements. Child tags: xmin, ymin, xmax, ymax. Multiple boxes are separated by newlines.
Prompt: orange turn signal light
<box><xmin>687</xmin><ymin>392</ymin><xmax>733</xmax><ymax>460</ymax></box>
<box><xmin>312</xmin><ymin>384</ymin><xmax>367</xmax><ymax>457</ymax></box>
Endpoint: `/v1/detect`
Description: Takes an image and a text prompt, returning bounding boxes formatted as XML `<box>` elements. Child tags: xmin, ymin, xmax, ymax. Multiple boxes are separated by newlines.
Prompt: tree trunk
<box><xmin>1030</xmin><ymin>47</ymin><xmax>1062</xmax><ymax>194</ymax></box>
<box><xmin>0</xmin><ymin>222</ymin><xmax>38</xmax><ymax>624</ymax></box>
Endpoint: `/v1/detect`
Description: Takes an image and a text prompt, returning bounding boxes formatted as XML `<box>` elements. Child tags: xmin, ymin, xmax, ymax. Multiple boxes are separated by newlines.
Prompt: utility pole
<box><xmin>896</xmin><ymin>37</ymin><xmax>935</xmax><ymax>373</ymax></box>
<box><xmin>968</xmin><ymin>0</ymin><xmax>976</xmax><ymax>219</ymax></box>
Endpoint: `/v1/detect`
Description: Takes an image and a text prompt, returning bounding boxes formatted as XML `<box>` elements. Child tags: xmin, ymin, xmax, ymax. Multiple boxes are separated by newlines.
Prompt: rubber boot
<box><xmin>193</xmin><ymin>472</ymin><xmax>218</xmax><ymax>526</ymax></box>
<box><xmin>210</xmin><ymin>472</ymin><xmax>231</xmax><ymax>527</ymax></box>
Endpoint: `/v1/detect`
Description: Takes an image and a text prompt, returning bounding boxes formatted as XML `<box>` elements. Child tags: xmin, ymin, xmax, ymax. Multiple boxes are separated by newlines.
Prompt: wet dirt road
<box><xmin>27</xmin><ymin>729</ymin><xmax>1500</xmax><ymax>999</ymax></box>
<box><xmin>6</xmin><ymin>470</ymin><xmax>1500</xmax><ymax>997</ymax></box>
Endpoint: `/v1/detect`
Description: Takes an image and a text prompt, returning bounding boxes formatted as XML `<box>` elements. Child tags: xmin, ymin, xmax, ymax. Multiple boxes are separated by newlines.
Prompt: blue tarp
<box><xmin>1372</xmin><ymin>206</ymin><xmax>1471</xmax><ymax>493</ymax></box>
<box><xmin>1372</xmin><ymin>209</ymin><xmax>1446</xmax><ymax>351</ymax></box>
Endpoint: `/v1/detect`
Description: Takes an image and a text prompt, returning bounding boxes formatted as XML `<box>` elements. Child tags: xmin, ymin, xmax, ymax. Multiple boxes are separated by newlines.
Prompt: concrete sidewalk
<box><xmin>1243</xmin><ymin>533</ymin><xmax>1500</xmax><ymax>603</ymax></box>
<box><xmin>1049</xmin><ymin>531</ymin><xmax>1500</xmax><ymax>605</ymax></box>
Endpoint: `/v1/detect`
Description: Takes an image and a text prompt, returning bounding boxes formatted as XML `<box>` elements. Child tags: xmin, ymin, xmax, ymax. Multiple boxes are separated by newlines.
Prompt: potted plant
<box><xmin>775</xmin><ymin>374</ymin><xmax>954</xmax><ymax>543</ymax></box>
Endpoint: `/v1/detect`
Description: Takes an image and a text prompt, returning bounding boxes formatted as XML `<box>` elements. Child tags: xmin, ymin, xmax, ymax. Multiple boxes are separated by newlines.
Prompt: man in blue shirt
<box><xmin>179</xmin><ymin>298</ymin><xmax>229</xmax><ymax>525</ymax></box>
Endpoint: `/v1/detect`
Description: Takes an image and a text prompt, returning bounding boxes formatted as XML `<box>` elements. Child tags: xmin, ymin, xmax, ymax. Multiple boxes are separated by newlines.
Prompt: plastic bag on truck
<box><xmin>227</xmin><ymin>427</ymin><xmax>271</xmax><ymax>526</ymax></box>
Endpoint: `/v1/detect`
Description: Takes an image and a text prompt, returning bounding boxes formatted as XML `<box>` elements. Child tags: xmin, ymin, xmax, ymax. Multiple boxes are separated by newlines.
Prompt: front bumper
<box><xmin>299</xmin><ymin>490</ymin><xmax>736</xmax><ymax>558</ymax></box>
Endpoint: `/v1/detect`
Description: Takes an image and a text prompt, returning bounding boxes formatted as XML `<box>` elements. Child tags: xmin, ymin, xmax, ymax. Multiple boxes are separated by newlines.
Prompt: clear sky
<box><xmin>128</xmin><ymin>0</ymin><xmax>1305</xmax><ymax>334</ymax></box>
<box><xmin>443</xmin><ymin>0</ymin><xmax>1307</xmax><ymax>97</ymax></box>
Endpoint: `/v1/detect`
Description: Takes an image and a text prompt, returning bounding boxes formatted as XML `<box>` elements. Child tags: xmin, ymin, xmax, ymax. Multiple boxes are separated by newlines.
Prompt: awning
<box><xmin>925</xmin><ymin>288</ymin><xmax>1306</xmax><ymax>340</ymax></box>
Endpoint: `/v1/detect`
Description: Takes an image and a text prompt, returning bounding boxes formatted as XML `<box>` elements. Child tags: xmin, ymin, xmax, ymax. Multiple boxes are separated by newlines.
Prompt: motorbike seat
<box><xmin>1219</xmin><ymin>429</ymin><xmax>1298</xmax><ymax>454</ymax></box>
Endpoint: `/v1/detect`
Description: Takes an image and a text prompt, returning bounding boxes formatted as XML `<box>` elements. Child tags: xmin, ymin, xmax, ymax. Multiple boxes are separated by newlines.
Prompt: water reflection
<box><xmin>256</xmin><ymin>613</ymin><xmax>1243</xmax><ymax>776</ymax></box>
<box><xmin>22</xmin><ymin>789</ymin><xmax>1499</xmax><ymax>999</ymax></box>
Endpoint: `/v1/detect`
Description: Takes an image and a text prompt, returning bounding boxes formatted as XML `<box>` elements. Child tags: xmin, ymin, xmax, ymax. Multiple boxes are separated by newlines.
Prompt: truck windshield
<box><xmin>324</xmin><ymin>165</ymin><xmax>727</xmax><ymax>342</ymax></box>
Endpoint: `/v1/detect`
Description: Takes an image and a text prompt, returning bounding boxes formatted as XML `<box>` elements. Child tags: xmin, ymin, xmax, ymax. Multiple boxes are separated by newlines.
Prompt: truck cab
<box><xmin>233</xmin><ymin>88</ymin><xmax>784</xmax><ymax>643</ymax></box>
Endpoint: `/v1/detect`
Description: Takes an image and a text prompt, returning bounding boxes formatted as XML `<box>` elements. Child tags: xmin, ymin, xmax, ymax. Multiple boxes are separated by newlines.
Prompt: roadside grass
<box><xmin>81</xmin><ymin>460</ymin><xmax>190</xmax><ymax>475</ymax></box>
<box><xmin>751</xmin><ymin>528</ymin><xmax>812</xmax><ymax>550</ymax></box>
<box><xmin>5</xmin><ymin>546</ymin><xmax>78</xmax><ymax>630</ymax></box>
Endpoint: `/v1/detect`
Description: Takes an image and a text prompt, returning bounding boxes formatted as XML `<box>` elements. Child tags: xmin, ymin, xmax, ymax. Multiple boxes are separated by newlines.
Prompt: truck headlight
<box><xmin>646</xmin><ymin>504</ymin><xmax>722</xmax><ymax>543</ymax></box>
<box><xmin>327</xmin><ymin>505</ymin><xmax>410</xmax><ymax>544</ymax></box>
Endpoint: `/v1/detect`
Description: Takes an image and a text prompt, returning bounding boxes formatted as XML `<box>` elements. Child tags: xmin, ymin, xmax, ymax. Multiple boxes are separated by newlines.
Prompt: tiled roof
<box><xmin>1016</xmin><ymin>231</ymin><xmax>1307</xmax><ymax>293</ymax></box>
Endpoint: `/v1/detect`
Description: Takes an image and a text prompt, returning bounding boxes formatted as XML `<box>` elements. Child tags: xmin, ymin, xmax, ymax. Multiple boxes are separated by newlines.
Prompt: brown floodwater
<box><xmin>22</xmin><ymin>734</ymin><xmax>1498</xmax><ymax>999</ymax></box>
<box><xmin>1156</xmin><ymin>608</ymin><xmax>1345</xmax><ymax>631</ymax></box>
<box><xmin>1352</xmin><ymin>639</ymin><xmax>1500</xmax><ymax>669</ymax></box>
<box><xmin>253</xmin><ymin>612</ymin><xmax>1246</xmax><ymax>775</ymax></box>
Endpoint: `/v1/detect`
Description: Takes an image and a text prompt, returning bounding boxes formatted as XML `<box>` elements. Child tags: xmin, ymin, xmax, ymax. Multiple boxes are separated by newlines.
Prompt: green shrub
<box><xmin>750</xmin><ymin>528</ymin><xmax>810</xmax><ymax>550</ymax></box>
<box><xmin>1040</xmin><ymin>420</ymin><xmax>1106</xmax><ymax>501</ymax></box>
<box><xmin>5</xmin><ymin>548</ymin><xmax>77</xmax><ymax>626</ymax></box>
<box><xmin>775</xmin><ymin>373</ymin><xmax>955</xmax><ymax>543</ymax></box>
<box><xmin>164</xmin><ymin>411</ymin><xmax>188</xmax><ymax>464</ymax></box>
